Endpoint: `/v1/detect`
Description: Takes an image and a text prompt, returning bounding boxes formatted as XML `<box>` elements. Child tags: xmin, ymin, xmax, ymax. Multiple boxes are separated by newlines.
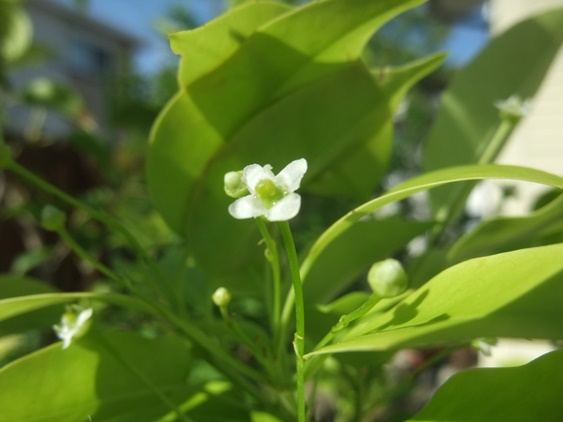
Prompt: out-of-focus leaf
<box><xmin>0</xmin><ymin>0</ymin><xmax>32</xmax><ymax>64</ymax></box>
<box><xmin>0</xmin><ymin>331</ymin><xmax>194</xmax><ymax>422</ymax></box>
<box><xmin>22</xmin><ymin>77</ymin><xmax>84</xmax><ymax>117</ymax></box>
<box><xmin>423</xmin><ymin>7</ymin><xmax>563</xmax><ymax>218</ymax></box>
<box><xmin>449</xmin><ymin>193</ymin><xmax>563</xmax><ymax>262</ymax></box>
<box><xmin>408</xmin><ymin>350</ymin><xmax>563</xmax><ymax>422</ymax></box>
<box><xmin>317</xmin><ymin>292</ymin><xmax>371</xmax><ymax>315</ymax></box>
<box><xmin>306</xmin><ymin>244</ymin><xmax>563</xmax><ymax>357</ymax></box>
<box><xmin>0</xmin><ymin>275</ymin><xmax>60</xmax><ymax>335</ymax></box>
<box><xmin>0</xmin><ymin>291</ymin><xmax>154</xmax><ymax>324</ymax></box>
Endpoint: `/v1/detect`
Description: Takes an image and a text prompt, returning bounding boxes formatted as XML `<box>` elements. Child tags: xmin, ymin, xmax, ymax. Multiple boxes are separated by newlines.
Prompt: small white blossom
<box><xmin>227</xmin><ymin>158</ymin><xmax>307</xmax><ymax>221</ymax></box>
<box><xmin>494</xmin><ymin>95</ymin><xmax>531</xmax><ymax>120</ymax></box>
<box><xmin>53</xmin><ymin>306</ymin><xmax>93</xmax><ymax>349</ymax></box>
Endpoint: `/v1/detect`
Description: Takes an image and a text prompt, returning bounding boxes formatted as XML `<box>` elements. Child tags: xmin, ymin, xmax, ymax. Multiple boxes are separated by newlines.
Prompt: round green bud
<box><xmin>0</xmin><ymin>142</ymin><xmax>12</xmax><ymax>168</ymax></box>
<box><xmin>367</xmin><ymin>259</ymin><xmax>408</xmax><ymax>298</ymax></box>
<box><xmin>41</xmin><ymin>205</ymin><xmax>66</xmax><ymax>232</ymax></box>
<box><xmin>224</xmin><ymin>171</ymin><xmax>249</xmax><ymax>198</ymax></box>
<box><xmin>212</xmin><ymin>287</ymin><xmax>232</xmax><ymax>308</ymax></box>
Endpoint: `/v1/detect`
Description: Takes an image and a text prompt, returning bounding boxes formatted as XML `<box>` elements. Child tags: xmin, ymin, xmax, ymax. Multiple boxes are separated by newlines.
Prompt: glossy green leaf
<box><xmin>0</xmin><ymin>331</ymin><xmax>193</xmax><ymax>422</ymax></box>
<box><xmin>409</xmin><ymin>350</ymin><xmax>563</xmax><ymax>422</ymax></box>
<box><xmin>306</xmin><ymin>244</ymin><xmax>563</xmax><ymax>357</ymax></box>
<box><xmin>449</xmin><ymin>193</ymin><xmax>563</xmax><ymax>262</ymax></box>
<box><xmin>423</xmin><ymin>7</ymin><xmax>563</xmax><ymax>217</ymax></box>
<box><xmin>301</xmin><ymin>164</ymin><xmax>563</xmax><ymax>281</ymax></box>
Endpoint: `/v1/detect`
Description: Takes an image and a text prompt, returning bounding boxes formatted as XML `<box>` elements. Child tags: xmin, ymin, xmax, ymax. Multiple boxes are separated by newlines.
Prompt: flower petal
<box><xmin>276</xmin><ymin>158</ymin><xmax>307</xmax><ymax>192</ymax></box>
<box><xmin>265</xmin><ymin>193</ymin><xmax>301</xmax><ymax>221</ymax></box>
<box><xmin>243</xmin><ymin>164</ymin><xmax>275</xmax><ymax>194</ymax></box>
<box><xmin>228</xmin><ymin>195</ymin><xmax>266</xmax><ymax>219</ymax></box>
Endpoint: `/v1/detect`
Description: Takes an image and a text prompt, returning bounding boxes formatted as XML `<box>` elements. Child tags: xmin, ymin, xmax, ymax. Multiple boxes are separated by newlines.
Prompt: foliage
<box><xmin>1</xmin><ymin>0</ymin><xmax>563</xmax><ymax>421</ymax></box>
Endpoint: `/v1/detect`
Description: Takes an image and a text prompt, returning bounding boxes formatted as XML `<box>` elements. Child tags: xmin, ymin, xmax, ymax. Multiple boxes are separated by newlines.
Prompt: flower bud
<box><xmin>212</xmin><ymin>287</ymin><xmax>232</xmax><ymax>308</ymax></box>
<box><xmin>224</xmin><ymin>171</ymin><xmax>249</xmax><ymax>199</ymax></box>
<box><xmin>367</xmin><ymin>259</ymin><xmax>408</xmax><ymax>298</ymax></box>
<box><xmin>41</xmin><ymin>205</ymin><xmax>66</xmax><ymax>232</ymax></box>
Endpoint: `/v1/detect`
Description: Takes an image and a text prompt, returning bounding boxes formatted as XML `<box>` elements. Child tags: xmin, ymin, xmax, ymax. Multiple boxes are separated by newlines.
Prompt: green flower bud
<box><xmin>367</xmin><ymin>259</ymin><xmax>408</xmax><ymax>298</ymax></box>
<box><xmin>41</xmin><ymin>205</ymin><xmax>66</xmax><ymax>232</ymax></box>
<box><xmin>212</xmin><ymin>287</ymin><xmax>232</xmax><ymax>308</ymax></box>
<box><xmin>0</xmin><ymin>141</ymin><xmax>12</xmax><ymax>168</ymax></box>
<box><xmin>224</xmin><ymin>171</ymin><xmax>249</xmax><ymax>198</ymax></box>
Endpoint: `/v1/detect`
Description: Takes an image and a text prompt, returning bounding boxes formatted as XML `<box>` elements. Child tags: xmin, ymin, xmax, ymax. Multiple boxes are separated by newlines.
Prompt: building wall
<box><xmin>7</xmin><ymin>0</ymin><xmax>136</xmax><ymax>139</ymax></box>
<box><xmin>489</xmin><ymin>0</ymin><xmax>563</xmax><ymax>214</ymax></box>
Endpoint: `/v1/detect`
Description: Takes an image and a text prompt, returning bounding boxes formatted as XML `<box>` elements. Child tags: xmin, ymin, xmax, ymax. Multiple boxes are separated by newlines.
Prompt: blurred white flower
<box><xmin>227</xmin><ymin>158</ymin><xmax>307</xmax><ymax>221</ymax></box>
<box><xmin>53</xmin><ymin>306</ymin><xmax>93</xmax><ymax>349</ymax></box>
<box><xmin>495</xmin><ymin>95</ymin><xmax>531</xmax><ymax>120</ymax></box>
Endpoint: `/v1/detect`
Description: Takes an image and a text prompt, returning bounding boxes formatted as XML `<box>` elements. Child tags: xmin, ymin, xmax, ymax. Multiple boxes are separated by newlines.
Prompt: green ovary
<box><xmin>255</xmin><ymin>179</ymin><xmax>284</xmax><ymax>208</ymax></box>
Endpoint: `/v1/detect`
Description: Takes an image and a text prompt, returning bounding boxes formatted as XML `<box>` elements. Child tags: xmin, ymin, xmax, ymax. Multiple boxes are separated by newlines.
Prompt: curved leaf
<box><xmin>306</xmin><ymin>244</ymin><xmax>563</xmax><ymax>357</ymax></box>
<box><xmin>409</xmin><ymin>350</ymin><xmax>563</xmax><ymax>422</ymax></box>
<box><xmin>301</xmin><ymin>164</ymin><xmax>563</xmax><ymax>281</ymax></box>
<box><xmin>0</xmin><ymin>292</ymin><xmax>155</xmax><ymax>324</ymax></box>
<box><xmin>423</xmin><ymin>7</ymin><xmax>563</xmax><ymax>217</ymax></box>
<box><xmin>449</xmin><ymin>193</ymin><xmax>563</xmax><ymax>262</ymax></box>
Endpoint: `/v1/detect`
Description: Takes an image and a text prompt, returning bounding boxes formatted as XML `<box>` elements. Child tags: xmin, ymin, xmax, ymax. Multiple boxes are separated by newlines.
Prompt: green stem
<box><xmin>218</xmin><ymin>305</ymin><xmax>271</xmax><ymax>371</ymax></box>
<box><xmin>255</xmin><ymin>218</ymin><xmax>282</xmax><ymax>351</ymax></box>
<box><xmin>7</xmin><ymin>161</ymin><xmax>180</xmax><ymax>308</ymax></box>
<box><xmin>278</xmin><ymin>221</ymin><xmax>306</xmax><ymax>422</ymax></box>
<box><xmin>57</xmin><ymin>226</ymin><xmax>134</xmax><ymax>292</ymax></box>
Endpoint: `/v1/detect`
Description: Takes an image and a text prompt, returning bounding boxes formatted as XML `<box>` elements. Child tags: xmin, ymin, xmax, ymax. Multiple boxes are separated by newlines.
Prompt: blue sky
<box><xmin>51</xmin><ymin>0</ymin><xmax>489</xmax><ymax>74</ymax></box>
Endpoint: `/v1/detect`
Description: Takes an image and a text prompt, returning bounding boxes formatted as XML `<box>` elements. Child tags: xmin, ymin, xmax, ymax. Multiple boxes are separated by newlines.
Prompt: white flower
<box><xmin>227</xmin><ymin>158</ymin><xmax>307</xmax><ymax>221</ymax></box>
<box><xmin>53</xmin><ymin>307</ymin><xmax>93</xmax><ymax>349</ymax></box>
<box><xmin>494</xmin><ymin>95</ymin><xmax>531</xmax><ymax>120</ymax></box>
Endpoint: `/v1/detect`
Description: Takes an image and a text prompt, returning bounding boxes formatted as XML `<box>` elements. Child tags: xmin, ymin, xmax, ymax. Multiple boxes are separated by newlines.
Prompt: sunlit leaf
<box><xmin>306</xmin><ymin>244</ymin><xmax>563</xmax><ymax>357</ymax></box>
<box><xmin>408</xmin><ymin>350</ymin><xmax>563</xmax><ymax>422</ymax></box>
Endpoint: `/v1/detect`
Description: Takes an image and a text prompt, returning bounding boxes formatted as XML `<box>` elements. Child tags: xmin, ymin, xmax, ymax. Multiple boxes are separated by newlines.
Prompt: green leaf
<box><xmin>0</xmin><ymin>275</ymin><xmax>60</xmax><ymax>335</ymax></box>
<box><xmin>305</xmin><ymin>244</ymin><xmax>563</xmax><ymax>357</ymax></box>
<box><xmin>148</xmin><ymin>0</ymin><xmax>436</xmax><ymax>291</ymax></box>
<box><xmin>449</xmin><ymin>193</ymin><xmax>563</xmax><ymax>262</ymax></box>
<box><xmin>301</xmin><ymin>164</ymin><xmax>563</xmax><ymax>282</ymax></box>
<box><xmin>423</xmin><ymin>7</ymin><xmax>563</xmax><ymax>217</ymax></box>
<box><xmin>0</xmin><ymin>291</ymin><xmax>155</xmax><ymax>324</ymax></box>
<box><xmin>316</xmin><ymin>292</ymin><xmax>371</xmax><ymax>315</ymax></box>
<box><xmin>0</xmin><ymin>331</ymin><xmax>193</xmax><ymax>422</ymax></box>
<box><xmin>408</xmin><ymin>350</ymin><xmax>563</xmax><ymax>422</ymax></box>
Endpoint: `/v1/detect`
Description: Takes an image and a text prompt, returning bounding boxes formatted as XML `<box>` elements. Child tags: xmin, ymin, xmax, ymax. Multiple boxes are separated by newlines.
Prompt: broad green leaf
<box><xmin>170</xmin><ymin>2</ymin><xmax>292</xmax><ymax>86</ymax></box>
<box><xmin>0</xmin><ymin>291</ymin><xmax>155</xmax><ymax>324</ymax></box>
<box><xmin>423</xmin><ymin>7</ymin><xmax>563</xmax><ymax>217</ymax></box>
<box><xmin>301</xmin><ymin>164</ymin><xmax>563</xmax><ymax>282</ymax></box>
<box><xmin>449</xmin><ymin>193</ymin><xmax>563</xmax><ymax>262</ymax></box>
<box><xmin>148</xmin><ymin>0</ymin><xmax>438</xmax><ymax>291</ymax></box>
<box><xmin>0</xmin><ymin>275</ymin><xmax>60</xmax><ymax>335</ymax></box>
<box><xmin>0</xmin><ymin>331</ymin><xmax>193</xmax><ymax>422</ymax></box>
<box><xmin>409</xmin><ymin>350</ymin><xmax>563</xmax><ymax>422</ymax></box>
<box><xmin>306</xmin><ymin>244</ymin><xmax>563</xmax><ymax>357</ymax></box>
